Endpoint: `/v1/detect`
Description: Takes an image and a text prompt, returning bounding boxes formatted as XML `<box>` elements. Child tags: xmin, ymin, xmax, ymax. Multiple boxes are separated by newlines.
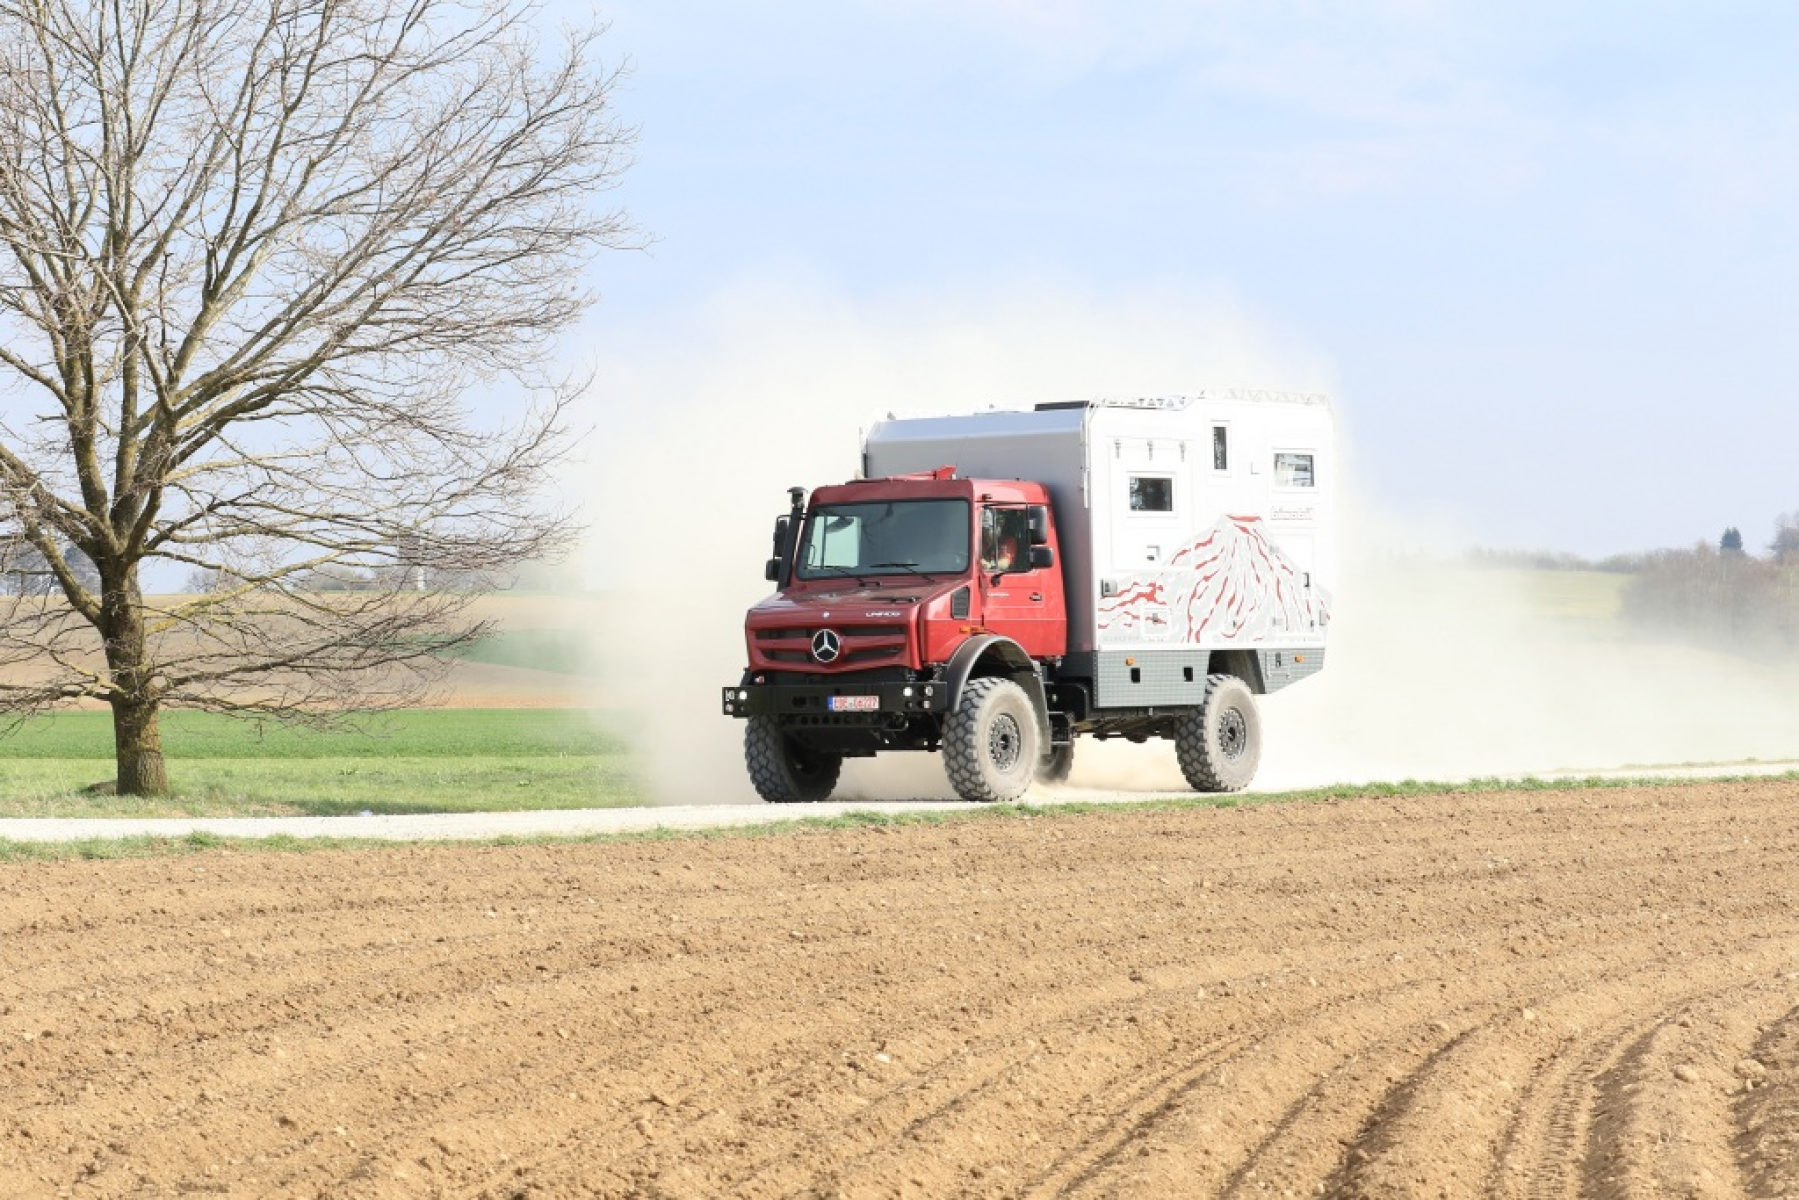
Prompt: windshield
<box><xmin>796</xmin><ymin>500</ymin><xmax>971</xmax><ymax>580</ymax></box>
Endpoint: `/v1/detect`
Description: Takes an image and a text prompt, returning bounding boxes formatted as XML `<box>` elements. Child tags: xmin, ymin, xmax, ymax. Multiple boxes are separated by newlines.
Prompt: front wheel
<box><xmin>744</xmin><ymin>715</ymin><xmax>842</xmax><ymax>803</ymax></box>
<box><xmin>1174</xmin><ymin>674</ymin><xmax>1261</xmax><ymax>792</ymax></box>
<box><xmin>943</xmin><ymin>677</ymin><xmax>1041</xmax><ymax>803</ymax></box>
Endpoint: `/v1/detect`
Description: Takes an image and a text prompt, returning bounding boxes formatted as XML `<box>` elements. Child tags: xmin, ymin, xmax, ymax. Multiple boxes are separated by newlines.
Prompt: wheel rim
<box><xmin>1218</xmin><ymin>707</ymin><xmax>1247</xmax><ymax>759</ymax></box>
<box><xmin>988</xmin><ymin>713</ymin><xmax>1022</xmax><ymax>772</ymax></box>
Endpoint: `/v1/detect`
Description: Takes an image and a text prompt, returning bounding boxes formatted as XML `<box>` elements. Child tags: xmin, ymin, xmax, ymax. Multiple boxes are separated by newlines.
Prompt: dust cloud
<box><xmin>1074</xmin><ymin>494</ymin><xmax>1799</xmax><ymax>795</ymax></box>
<box><xmin>1250</xmin><ymin>496</ymin><xmax>1799</xmax><ymax>790</ymax></box>
<box><xmin>580</xmin><ymin>277</ymin><xmax>1799</xmax><ymax>805</ymax></box>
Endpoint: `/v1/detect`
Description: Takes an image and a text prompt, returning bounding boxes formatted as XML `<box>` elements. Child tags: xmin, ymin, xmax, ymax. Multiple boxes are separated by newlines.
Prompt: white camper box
<box><xmin>862</xmin><ymin>393</ymin><xmax>1335</xmax><ymax>709</ymax></box>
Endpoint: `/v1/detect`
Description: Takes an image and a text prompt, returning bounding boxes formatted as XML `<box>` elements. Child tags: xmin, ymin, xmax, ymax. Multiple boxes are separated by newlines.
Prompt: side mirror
<box><xmin>767</xmin><ymin>515</ymin><xmax>791</xmax><ymax>584</ymax></box>
<box><xmin>1029</xmin><ymin>546</ymin><xmax>1055</xmax><ymax>570</ymax></box>
<box><xmin>1027</xmin><ymin>505</ymin><xmax>1051</xmax><ymax>546</ymax></box>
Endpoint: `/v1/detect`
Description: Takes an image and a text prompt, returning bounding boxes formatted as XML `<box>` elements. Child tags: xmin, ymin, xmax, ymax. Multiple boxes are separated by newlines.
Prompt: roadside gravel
<box><xmin>1</xmin><ymin>759</ymin><xmax>1794</xmax><ymax>842</ymax></box>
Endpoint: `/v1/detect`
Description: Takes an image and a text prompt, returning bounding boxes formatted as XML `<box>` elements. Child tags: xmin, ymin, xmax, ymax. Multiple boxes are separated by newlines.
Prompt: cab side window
<box><xmin>981</xmin><ymin>507</ymin><xmax>1032</xmax><ymax>574</ymax></box>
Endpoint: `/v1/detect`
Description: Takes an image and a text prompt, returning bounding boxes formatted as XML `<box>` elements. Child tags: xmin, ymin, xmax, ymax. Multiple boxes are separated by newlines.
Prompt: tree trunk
<box><xmin>100</xmin><ymin>569</ymin><xmax>170</xmax><ymax>797</ymax></box>
<box><xmin>111</xmin><ymin>693</ymin><xmax>169</xmax><ymax>797</ymax></box>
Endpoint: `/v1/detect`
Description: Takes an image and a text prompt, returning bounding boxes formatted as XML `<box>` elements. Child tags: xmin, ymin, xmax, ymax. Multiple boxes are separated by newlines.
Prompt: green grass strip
<box><xmin>0</xmin><ymin>707</ymin><xmax>626</xmax><ymax>759</ymax></box>
<box><xmin>0</xmin><ymin>756</ymin><xmax>641</xmax><ymax>817</ymax></box>
<box><xmin>0</xmin><ymin>707</ymin><xmax>645</xmax><ymax>816</ymax></box>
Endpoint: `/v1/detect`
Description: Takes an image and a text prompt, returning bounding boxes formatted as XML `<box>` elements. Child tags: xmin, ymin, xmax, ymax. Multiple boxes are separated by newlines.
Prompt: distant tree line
<box><xmin>0</xmin><ymin>538</ymin><xmax>99</xmax><ymax>596</ymax></box>
<box><xmin>180</xmin><ymin>540</ymin><xmax>578</xmax><ymax>595</ymax></box>
<box><xmin>1458</xmin><ymin>514</ymin><xmax>1799</xmax><ymax>657</ymax></box>
<box><xmin>182</xmin><ymin>554</ymin><xmax>489</xmax><ymax>596</ymax></box>
<box><xmin>1463</xmin><ymin>546</ymin><xmax>1645</xmax><ymax>573</ymax></box>
<box><xmin>1770</xmin><ymin>515</ymin><xmax>1799</xmax><ymax>564</ymax></box>
<box><xmin>1618</xmin><ymin>514</ymin><xmax>1799</xmax><ymax>656</ymax></box>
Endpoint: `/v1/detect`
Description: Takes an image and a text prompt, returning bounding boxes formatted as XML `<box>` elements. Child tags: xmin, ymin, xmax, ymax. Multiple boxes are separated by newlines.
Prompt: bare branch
<box><xmin>0</xmin><ymin>0</ymin><xmax>634</xmax><ymax>792</ymax></box>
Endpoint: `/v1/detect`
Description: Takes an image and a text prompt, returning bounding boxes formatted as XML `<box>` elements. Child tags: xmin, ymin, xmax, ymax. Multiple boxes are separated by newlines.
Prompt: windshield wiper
<box><xmin>869</xmin><ymin>561</ymin><xmax>931</xmax><ymax>578</ymax></box>
<box><xmin>804</xmin><ymin>564</ymin><xmax>876</xmax><ymax>585</ymax></box>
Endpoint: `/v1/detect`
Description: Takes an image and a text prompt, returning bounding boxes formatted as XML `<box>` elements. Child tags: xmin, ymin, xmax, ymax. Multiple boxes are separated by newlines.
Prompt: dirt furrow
<box><xmin>1737</xmin><ymin>1002</ymin><xmax>1799</xmax><ymax>1196</ymax></box>
<box><xmin>1</xmin><ymin>779</ymin><xmax>1796</xmax><ymax>1198</ymax></box>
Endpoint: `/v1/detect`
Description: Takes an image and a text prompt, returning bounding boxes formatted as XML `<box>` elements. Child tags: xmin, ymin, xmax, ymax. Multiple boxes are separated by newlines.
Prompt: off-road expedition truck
<box><xmin>721</xmin><ymin>393</ymin><xmax>1335</xmax><ymax>803</ymax></box>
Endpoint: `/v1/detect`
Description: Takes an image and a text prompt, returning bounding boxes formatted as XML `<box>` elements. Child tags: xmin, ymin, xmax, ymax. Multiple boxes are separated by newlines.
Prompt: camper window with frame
<box><xmin>1129</xmin><ymin>475</ymin><xmax>1175</xmax><ymax>512</ymax></box>
<box><xmin>1274</xmin><ymin>453</ymin><xmax>1315</xmax><ymax>488</ymax></box>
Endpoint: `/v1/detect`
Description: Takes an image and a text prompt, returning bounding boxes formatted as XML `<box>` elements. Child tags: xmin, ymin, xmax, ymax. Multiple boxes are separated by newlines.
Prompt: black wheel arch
<box><xmin>1207</xmin><ymin>648</ymin><xmax>1265</xmax><ymax>694</ymax></box>
<box><xmin>943</xmin><ymin>635</ymin><xmax>1051</xmax><ymax>750</ymax></box>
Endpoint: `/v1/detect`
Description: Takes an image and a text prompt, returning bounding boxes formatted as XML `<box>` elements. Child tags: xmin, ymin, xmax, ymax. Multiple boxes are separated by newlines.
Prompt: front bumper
<box><xmin>721</xmin><ymin>679</ymin><xmax>949</xmax><ymax>720</ymax></box>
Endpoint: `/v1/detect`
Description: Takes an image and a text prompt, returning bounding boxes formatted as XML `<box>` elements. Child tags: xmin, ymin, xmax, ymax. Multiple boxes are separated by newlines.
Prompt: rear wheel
<box><xmin>1036</xmin><ymin>740</ymin><xmax>1074</xmax><ymax>785</ymax></box>
<box><xmin>744</xmin><ymin>715</ymin><xmax>842</xmax><ymax>803</ymax></box>
<box><xmin>944</xmin><ymin>677</ymin><xmax>1041</xmax><ymax>803</ymax></box>
<box><xmin>1174</xmin><ymin>674</ymin><xmax>1261</xmax><ymax>792</ymax></box>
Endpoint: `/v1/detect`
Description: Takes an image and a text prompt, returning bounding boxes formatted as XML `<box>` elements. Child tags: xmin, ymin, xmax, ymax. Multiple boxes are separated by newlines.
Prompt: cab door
<box><xmin>977</xmin><ymin>505</ymin><xmax>1065</xmax><ymax>657</ymax></box>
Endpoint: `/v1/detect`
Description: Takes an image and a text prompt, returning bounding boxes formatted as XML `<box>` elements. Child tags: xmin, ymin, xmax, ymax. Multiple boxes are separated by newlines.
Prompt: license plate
<box><xmin>829</xmin><ymin>695</ymin><xmax>880</xmax><ymax>712</ymax></box>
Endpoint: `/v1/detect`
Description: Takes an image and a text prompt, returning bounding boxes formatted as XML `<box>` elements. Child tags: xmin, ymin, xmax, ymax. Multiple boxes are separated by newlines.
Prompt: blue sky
<box><xmin>575</xmin><ymin>1</ymin><xmax>1799</xmax><ymax>557</ymax></box>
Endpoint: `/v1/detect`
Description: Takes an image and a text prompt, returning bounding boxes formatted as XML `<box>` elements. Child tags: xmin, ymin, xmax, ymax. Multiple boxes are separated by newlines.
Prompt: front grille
<box><xmin>765</xmin><ymin>646</ymin><xmax>902</xmax><ymax>666</ymax></box>
<box><xmin>755</xmin><ymin>625</ymin><xmax>907</xmax><ymax>641</ymax></box>
<box><xmin>751</xmin><ymin>623</ymin><xmax>910</xmax><ymax>670</ymax></box>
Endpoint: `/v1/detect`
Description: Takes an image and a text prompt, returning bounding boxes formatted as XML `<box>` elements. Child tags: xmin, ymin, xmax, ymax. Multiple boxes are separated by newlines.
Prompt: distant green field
<box><xmin>1422</xmin><ymin>566</ymin><xmax>1632</xmax><ymax>632</ymax></box>
<box><xmin>1507</xmin><ymin>569</ymin><xmax>1630</xmax><ymax>623</ymax></box>
<box><xmin>0</xmin><ymin>708</ymin><xmax>642</xmax><ymax>818</ymax></box>
<box><xmin>0</xmin><ymin>707</ymin><xmax>623</xmax><ymax>758</ymax></box>
<box><xmin>448</xmin><ymin>629</ymin><xmax>599</xmax><ymax>676</ymax></box>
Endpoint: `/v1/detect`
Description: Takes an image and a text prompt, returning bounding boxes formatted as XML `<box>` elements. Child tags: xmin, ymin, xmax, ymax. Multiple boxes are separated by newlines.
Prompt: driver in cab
<box><xmin>982</xmin><ymin>509</ymin><xmax>1029</xmax><ymax>576</ymax></box>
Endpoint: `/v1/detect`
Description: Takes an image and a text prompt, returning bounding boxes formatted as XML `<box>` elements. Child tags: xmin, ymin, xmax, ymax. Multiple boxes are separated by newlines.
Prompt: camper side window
<box><xmin>1212</xmin><ymin>425</ymin><xmax>1229</xmax><ymax>471</ymax></box>
<box><xmin>1129</xmin><ymin>475</ymin><xmax>1174</xmax><ymax>512</ymax></box>
<box><xmin>1274</xmin><ymin>452</ymin><xmax>1315</xmax><ymax>488</ymax></box>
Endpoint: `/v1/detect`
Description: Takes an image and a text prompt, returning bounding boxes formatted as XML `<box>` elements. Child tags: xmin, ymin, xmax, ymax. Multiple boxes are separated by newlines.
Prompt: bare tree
<box><xmin>1622</xmin><ymin>540</ymin><xmax>1799</xmax><ymax>657</ymax></box>
<box><xmin>1771</xmin><ymin>512</ymin><xmax>1799</xmax><ymax>565</ymax></box>
<box><xmin>0</xmin><ymin>0</ymin><xmax>635</xmax><ymax>793</ymax></box>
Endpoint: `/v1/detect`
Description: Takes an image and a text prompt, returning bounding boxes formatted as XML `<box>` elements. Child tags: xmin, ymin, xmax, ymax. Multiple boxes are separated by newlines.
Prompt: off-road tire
<box><xmin>1036</xmin><ymin>740</ymin><xmax>1074</xmax><ymax>785</ymax></box>
<box><xmin>944</xmin><ymin>676</ymin><xmax>1041</xmax><ymax>803</ymax></box>
<box><xmin>744</xmin><ymin>715</ymin><xmax>842</xmax><ymax>803</ymax></box>
<box><xmin>1174</xmin><ymin>674</ymin><xmax>1261</xmax><ymax>792</ymax></box>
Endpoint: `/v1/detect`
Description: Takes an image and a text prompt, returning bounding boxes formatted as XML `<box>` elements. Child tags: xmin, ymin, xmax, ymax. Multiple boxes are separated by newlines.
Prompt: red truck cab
<box><xmin>742</xmin><ymin>470</ymin><xmax>1066</xmax><ymax>675</ymax></box>
<box><xmin>723</xmin><ymin>468</ymin><xmax>1069</xmax><ymax>804</ymax></box>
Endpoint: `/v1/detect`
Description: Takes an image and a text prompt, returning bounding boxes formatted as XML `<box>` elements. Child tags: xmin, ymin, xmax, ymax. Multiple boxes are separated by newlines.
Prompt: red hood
<box><xmin>745</xmin><ymin>577</ymin><xmax>967</xmax><ymax>674</ymax></box>
<box><xmin>749</xmin><ymin>577</ymin><xmax>958</xmax><ymax>622</ymax></box>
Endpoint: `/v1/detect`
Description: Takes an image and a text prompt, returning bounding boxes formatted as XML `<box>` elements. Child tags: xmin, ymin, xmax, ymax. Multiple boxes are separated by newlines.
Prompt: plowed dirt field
<box><xmin>4</xmin><ymin>779</ymin><xmax>1799</xmax><ymax>1198</ymax></box>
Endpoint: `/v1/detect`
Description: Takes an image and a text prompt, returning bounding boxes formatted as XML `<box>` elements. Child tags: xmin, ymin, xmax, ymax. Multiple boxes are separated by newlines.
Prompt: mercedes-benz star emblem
<box><xmin>810</xmin><ymin>629</ymin><xmax>842</xmax><ymax>664</ymax></box>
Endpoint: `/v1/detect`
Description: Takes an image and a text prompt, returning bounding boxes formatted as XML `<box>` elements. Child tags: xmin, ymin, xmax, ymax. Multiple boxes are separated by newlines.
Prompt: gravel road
<box><xmin>1</xmin><ymin>759</ymin><xmax>1794</xmax><ymax>843</ymax></box>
